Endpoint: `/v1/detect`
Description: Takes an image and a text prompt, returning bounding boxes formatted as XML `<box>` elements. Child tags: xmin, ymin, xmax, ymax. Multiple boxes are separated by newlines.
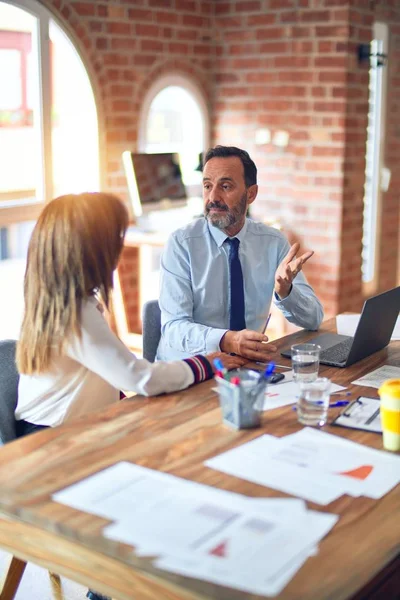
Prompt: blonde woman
<box><xmin>15</xmin><ymin>192</ymin><xmax>244</xmax><ymax>437</ymax></box>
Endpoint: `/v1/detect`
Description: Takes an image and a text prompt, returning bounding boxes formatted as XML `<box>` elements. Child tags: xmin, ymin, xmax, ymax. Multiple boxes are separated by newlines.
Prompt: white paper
<box><xmin>214</xmin><ymin>373</ymin><xmax>346</xmax><ymax>412</ymax></box>
<box><xmin>206</xmin><ymin>429</ymin><xmax>400</xmax><ymax>504</ymax></box>
<box><xmin>263</xmin><ymin>380</ymin><xmax>346</xmax><ymax>411</ymax></box>
<box><xmin>337</xmin><ymin>314</ymin><xmax>400</xmax><ymax>340</ymax></box>
<box><xmin>283</xmin><ymin>428</ymin><xmax>400</xmax><ymax>499</ymax></box>
<box><xmin>193</xmin><ymin>510</ymin><xmax>337</xmax><ymax>575</ymax></box>
<box><xmin>333</xmin><ymin>397</ymin><xmax>382</xmax><ymax>433</ymax></box>
<box><xmin>205</xmin><ymin>435</ymin><xmax>348</xmax><ymax>505</ymax></box>
<box><xmin>155</xmin><ymin>551</ymin><xmax>310</xmax><ymax>597</ymax></box>
<box><xmin>54</xmin><ymin>461</ymin><xmax>307</xmax><ymax>546</ymax></box>
<box><xmin>53</xmin><ymin>461</ymin><xmax>145</xmax><ymax>515</ymax></box>
<box><xmin>103</xmin><ymin>496</ymin><xmax>242</xmax><ymax>556</ymax></box>
<box><xmin>54</xmin><ymin>462</ymin><xmax>281</xmax><ymax>523</ymax></box>
<box><xmin>155</xmin><ymin>510</ymin><xmax>337</xmax><ymax>597</ymax></box>
<box><xmin>102</xmin><ymin>472</ymin><xmax>306</xmax><ymax>560</ymax></box>
<box><xmin>124</xmin><ymin>496</ymin><xmax>308</xmax><ymax>560</ymax></box>
<box><xmin>53</xmin><ymin>461</ymin><xmax>339</xmax><ymax>595</ymax></box>
<box><xmin>247</xmin><ymin>496</ymin><xmax>306</xmax><ymax>517</ymax></box>
<box><xmin>351</xmin><ymin>365</ymin><xmax>400</xmax><ymax>389</ymax></box>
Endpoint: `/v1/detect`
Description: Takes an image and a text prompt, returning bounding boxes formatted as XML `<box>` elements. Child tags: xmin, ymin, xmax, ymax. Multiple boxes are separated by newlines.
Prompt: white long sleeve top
<box><xmin>16</xmin><ymin>297</ymin><xmax>197</xmax><ymax>427</ymax></box>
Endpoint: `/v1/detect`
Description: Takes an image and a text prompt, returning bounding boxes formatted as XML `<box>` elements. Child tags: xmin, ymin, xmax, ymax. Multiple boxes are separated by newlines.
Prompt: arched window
<box><xmin>0</xmin><ymin>0</ymin><xmax>100</xmax><ymax>227</ymax></box>
<box><xmin>123</xmin><ymin>76</ymin><xmax>209</xmax><ymax>327</ymax></box>
<box><xmin>139</xmin><ymin>75</ymin><xmax>209</xmax><ymax>198</ymax></box>
<box><xmin>0</xmin><ymin>0</ymin><xmax>100</xmax><ymax>338</ymax></box>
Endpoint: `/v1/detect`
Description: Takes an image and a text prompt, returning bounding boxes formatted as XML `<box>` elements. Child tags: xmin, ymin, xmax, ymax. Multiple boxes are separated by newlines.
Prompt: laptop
<box><xmin>281</xmin><ymin>286</ymin><xmax>400</xmax><ymax>368</ymax></box>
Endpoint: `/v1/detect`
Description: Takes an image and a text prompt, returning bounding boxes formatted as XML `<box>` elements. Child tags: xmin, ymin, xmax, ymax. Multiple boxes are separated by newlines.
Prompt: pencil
<box><xmin>263</xmin><ymin>312</ymin><xmax>271</xmax><ymax>333</ymax></box>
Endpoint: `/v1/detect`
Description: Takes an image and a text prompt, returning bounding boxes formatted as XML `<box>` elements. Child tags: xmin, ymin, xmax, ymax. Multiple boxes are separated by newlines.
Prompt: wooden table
<box><xmin>0</xmin><ymin>319</ymin><xmax>399</xmax><ymax>600</ymax></box>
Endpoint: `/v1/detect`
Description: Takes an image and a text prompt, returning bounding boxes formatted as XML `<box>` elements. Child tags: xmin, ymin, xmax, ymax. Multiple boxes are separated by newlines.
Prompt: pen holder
<box><xmin>215</xmin><ymin>369</ymin><xmax>267</xmax><ymax>429</ymax></box>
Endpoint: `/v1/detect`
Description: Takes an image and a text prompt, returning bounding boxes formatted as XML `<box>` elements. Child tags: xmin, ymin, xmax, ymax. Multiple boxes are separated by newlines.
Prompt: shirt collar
<box><xmin>207</xmin><ymin>218</ymin><xmax>249</xmax><ymax>247</ymax></box>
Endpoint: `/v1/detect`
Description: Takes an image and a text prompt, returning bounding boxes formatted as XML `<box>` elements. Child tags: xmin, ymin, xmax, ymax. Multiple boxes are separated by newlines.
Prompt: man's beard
<box><xmin>205</xmin><ymin>193</ymin><xmax>247</xmax><ymax>231</ymax></box>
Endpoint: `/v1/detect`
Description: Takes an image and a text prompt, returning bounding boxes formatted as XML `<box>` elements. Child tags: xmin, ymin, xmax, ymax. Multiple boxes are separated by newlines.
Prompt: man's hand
<box><xmin>274</xmin><ymin>242</ymin><xmax>314</xmax><ymax>299</ymax></box>
<box><xmin>206</xmin><ymin>352</ymin><xmax>247</xmax><ymax>371</ymax></box>
<box><xmin>220</xmin><ymin>330</ymin><xmax>277</xmax><ymax>362</ymax></box>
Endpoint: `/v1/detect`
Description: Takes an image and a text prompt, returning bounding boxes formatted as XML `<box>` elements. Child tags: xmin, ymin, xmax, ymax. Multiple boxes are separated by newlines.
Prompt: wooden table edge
<box><xmin>0</xmin><ymin>517</ymin><xmax>205</xmax><ymax>600</ymax></box>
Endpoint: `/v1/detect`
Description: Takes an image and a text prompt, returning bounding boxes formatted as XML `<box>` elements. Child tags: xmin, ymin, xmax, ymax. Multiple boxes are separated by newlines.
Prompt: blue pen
<box><xmin>261</xmin><ymin>361</ymin><xmax>275</xmax><ymax>381</ymax></box>
<box><xmin>213</xmin><ymin>358</ymin><xmax>228</xmax><ymax>379</ymax></box>
<box><xmin>292</xmin><ymin>400</ymin><xmax>350</xmax><ymax>411</ymax></box>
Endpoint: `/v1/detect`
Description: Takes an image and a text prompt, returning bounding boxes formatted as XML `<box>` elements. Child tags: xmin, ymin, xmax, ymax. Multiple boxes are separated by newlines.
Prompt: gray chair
<box><xmin>0</xmin><ymin>339</ymin><xmax>19</xmax><ymax>445</ymax></box>
<box><xmin>0</xmin><ymin>339</ymin><xmax>63</xmax><ymax>600</ymax></box>
<box><xmin>142</xmin><ymin>300</ymin><xmax>161</xmax><ymax>362</ymax></box>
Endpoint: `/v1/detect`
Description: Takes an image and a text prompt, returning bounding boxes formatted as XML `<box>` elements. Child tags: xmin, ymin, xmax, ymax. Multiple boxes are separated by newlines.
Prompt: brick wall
<box><xmin>338</xmin><ymin>0</ymin><xmax>400</xmax><ymax>311</ymax></box>
<box><xmin>213</xmin><ymin>0</ymin><xmax>350</xmax><ymax>319</ymax></box>
<box><xmin>41</xmin><ymin>0</ymin><xmax>400</xmax><ymax>331</ymax></box>
<box><xmin>213</xmin><ymin>0</ymin><xmax>400</xmax><ymax>319</ymax></box>
<box><xmin>42</xmin><ymin>0</ymin><xmax>215</xmax><ymax>333</ymax></box>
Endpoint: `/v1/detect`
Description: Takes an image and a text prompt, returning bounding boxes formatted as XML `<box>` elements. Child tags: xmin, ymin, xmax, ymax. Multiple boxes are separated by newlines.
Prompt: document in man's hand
<box><xmin>332</xmin><ymin>397</ymin><xmax>382</xmax><ymax>434</ymax></box>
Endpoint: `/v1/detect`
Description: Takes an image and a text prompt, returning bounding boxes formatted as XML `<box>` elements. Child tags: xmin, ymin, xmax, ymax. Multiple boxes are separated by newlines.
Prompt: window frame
<box><xmin>0</xmin><ymin>31</ymin><xmax>31</xmax><ymax>117</ymax></box>
<box><xmin>0</xmin><ymin>0</ymin><xmax>104</xmax><ymax>226</ymax></box>
<box><xmin>138</xmin><ymin>73</ymin><xmax>210</xmax><ymax>154</ymax></box>
<box><xmin>362</xmin><ymin>21</ymin><xmax>389</xmax><ymax>295</ymax></box>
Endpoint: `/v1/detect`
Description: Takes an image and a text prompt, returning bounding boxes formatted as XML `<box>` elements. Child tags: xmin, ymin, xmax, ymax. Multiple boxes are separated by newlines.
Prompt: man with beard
<box><xmin>156</xmin><ymin>146</ymin><xmax>323</xmax><ymax>361</ymax></box>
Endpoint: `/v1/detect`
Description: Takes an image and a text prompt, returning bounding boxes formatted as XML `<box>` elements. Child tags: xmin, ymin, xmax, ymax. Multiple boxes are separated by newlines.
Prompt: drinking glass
<box><xmin>291</xmin><ymin>343</ymin><xmax>321</xmax><ymax>383</ymax></box>
<box><xmin>297</xmin><ymin>377</ymin><xmax>331</xmax><ymax>427</ymax></box>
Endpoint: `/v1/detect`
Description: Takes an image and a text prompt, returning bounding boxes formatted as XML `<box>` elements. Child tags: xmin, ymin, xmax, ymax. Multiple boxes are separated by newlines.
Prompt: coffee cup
<box><xmin>378</xmin><ymin>378</ymin><xmax>400</xmax><ymax>452</ymax></box>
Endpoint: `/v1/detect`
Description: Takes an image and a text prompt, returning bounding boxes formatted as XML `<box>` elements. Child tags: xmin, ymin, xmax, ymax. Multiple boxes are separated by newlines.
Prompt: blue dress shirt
<box><xmin>156</xmin><ymin>217</ymin><xmax>324</xmax><ymax>360</ymax></box>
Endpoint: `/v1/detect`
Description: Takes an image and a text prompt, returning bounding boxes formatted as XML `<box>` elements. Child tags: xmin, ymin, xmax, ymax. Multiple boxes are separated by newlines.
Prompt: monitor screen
<box><xmin>123</xmin><ymin>151</ymin><xmax>187</xmax><ymax>217</ymax></box>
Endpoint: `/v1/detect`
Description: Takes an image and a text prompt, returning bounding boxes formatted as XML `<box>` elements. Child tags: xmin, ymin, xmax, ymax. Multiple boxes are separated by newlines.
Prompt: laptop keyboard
<box><xmin>320</xmin><ymin>337</ymin><xmax>354</xmax><ymax>364</ymax></box>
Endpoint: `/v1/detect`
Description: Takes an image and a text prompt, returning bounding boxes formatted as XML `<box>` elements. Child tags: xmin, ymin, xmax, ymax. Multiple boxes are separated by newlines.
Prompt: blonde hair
<box><xmin>17</xmin><ymin>192</ymin><xmax>129</xmax><ymax>375</ymax></box>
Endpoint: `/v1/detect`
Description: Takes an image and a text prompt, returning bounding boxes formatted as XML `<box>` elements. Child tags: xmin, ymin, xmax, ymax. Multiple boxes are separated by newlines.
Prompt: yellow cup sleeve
<box><xmin>381</xmin><ymin>408</ymin><xmax>400</xmax><ymax>434</ymax></box>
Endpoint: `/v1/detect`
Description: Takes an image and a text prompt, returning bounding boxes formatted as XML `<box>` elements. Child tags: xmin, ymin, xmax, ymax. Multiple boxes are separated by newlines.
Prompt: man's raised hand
<box><xmin>274</xmin><ymin>242</ymin><xmax>314</xmax><ymax>299</ymax></box>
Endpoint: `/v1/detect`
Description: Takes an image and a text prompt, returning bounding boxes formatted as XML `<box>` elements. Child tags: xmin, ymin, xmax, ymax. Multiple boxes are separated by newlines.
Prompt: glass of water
<box><xmin>297</xmin><ymin>377</ymin><xmax>331</xmax><ymax>427</ymax></box>
<box><xmin>291</xmin><ymin>343</ymin><xmax>321</xmax><ymax>383</ymax></box>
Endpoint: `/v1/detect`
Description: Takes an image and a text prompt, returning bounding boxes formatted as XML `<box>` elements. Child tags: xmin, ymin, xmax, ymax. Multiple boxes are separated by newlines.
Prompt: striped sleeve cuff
<box><xmin>183</xmin><ymin>355</ymin><xmax>214</xmax><ymax>384</ymax></box>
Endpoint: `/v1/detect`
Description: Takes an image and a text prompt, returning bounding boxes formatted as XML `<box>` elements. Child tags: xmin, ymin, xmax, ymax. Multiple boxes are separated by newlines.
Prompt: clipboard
<box><xmin>332</xmin><ymin>396</ymin><xmax>382</xmax><ymax>434</ymax></box>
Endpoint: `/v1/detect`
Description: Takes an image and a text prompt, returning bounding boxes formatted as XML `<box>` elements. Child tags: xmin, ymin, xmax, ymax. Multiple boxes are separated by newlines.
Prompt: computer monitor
<box><xmin>122</xmin><ymin>151</ymin><xmax>188</xmax><ymax>218</ymax></box>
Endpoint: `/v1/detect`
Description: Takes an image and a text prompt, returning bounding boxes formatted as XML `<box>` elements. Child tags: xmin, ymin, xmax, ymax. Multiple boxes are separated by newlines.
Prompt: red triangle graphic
<box><xmin>339</xmin><ymin>464</ymin><xmax>374</xmax><ymax>480</ymax></box>
<box><xmin>209</xmin><ymin>540</ymin><xmax>228</xmax><ymax>557</ymax></box>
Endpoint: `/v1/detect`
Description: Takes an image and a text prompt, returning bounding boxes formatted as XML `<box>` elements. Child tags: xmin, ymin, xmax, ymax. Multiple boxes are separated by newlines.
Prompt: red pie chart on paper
<box><xmin>338</xmin><ymin>465</ymin><xmax>373</xmax><ymax>480</ymax></box>
<box><xmin>209</xmin><ymin>540</ymin><xmax>228</xmax><ymax>557</ymax></box>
